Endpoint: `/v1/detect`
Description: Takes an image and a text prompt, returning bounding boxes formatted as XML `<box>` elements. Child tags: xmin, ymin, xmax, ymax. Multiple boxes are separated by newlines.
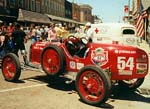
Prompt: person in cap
<box><xmin>48</xmin><ymin>23</ymin><xmax>58</xmax><ymax>42</ymax></box>
<box><xmin>7</xmin><ymin>23</ymin><xmax>15</xmax><ymax>37</ymax></box>
<box><xmin>84</xmin><ymin>22</ymin><xmax>94</xmax><ymax>42</ymax></box>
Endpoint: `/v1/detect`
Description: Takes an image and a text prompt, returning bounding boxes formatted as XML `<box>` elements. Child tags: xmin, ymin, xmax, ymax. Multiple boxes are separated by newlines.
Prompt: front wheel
<box><xmin>75</xmin><ymin>65</ymin><xmax>112</xmax><ymax>105</ymax></box>
<box><xmin>118</xmin><ymin>78</ymin><xmax>145</xmax><ymax>90</ymax></box>
<box><xmin>41</xmin><ymin>45</ymin><xmax>65</xmax><ymax>77</ymax></box>
<box><xmin>1</xmin><ymin>53</ymin><xmax>21</xmax><ymax>82</ymax></box>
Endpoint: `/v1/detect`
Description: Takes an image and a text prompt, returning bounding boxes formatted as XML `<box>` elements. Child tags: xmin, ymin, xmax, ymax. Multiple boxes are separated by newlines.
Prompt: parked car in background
<box><xmin>91</xmin><ymin>23</ymin><xmax>140</xmax><ymax>46</ymax></box>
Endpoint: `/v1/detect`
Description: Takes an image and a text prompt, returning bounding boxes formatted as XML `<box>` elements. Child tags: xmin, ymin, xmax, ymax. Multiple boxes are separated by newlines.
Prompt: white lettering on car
<box><xmin>117</xmin><ymin>57</ymin><xmax>134</xmax><ymax>70</ymax></box>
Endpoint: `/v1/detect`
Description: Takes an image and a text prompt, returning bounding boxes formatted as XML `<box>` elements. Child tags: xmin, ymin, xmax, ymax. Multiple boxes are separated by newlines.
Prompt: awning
<box><xmin>17</xmin><ymin>9</ymin><xmax>51</xmax><ymax>24</ymax></box>
<box><xmin>46</xmin><ymin>14</ymin><xmax>78</xmax><ymax>24</ymax></box>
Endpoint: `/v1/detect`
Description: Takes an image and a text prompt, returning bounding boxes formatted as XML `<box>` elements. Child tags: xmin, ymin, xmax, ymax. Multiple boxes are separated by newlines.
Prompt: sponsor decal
<box><xmin>69</xmin><ymin>61</ymin><xmax>84</xmax><ymax>70</ymax></box>
<box><xmin>125</xmin><ymin>38</ymin><xmax>135</xmax><ymax>44</ymax></box>
<box><xmin>70</xmin><ymin>61</ymin><xmax>75</xmax><ymax>69</ymax></box>
<box><xmin>91</xmin><ymin>48</ymin><xmax>108</xmax><ymax>66</ymax></box>
<box><xmin>35</xmin><ymin>43</ymin><xmax>47</xmax><ymax>46</ymax></box>
<box><xmin>77</xmin><ymin>63</ymin><xmax>84</xmax><ymax>70</ymax></box>
<box><xmin>118</xmin><ymin>69</ymin><xmax>132</xmax><ymax>75</ymax></box>
<box><xmin>136</xmin><ymin>63</ymin><xmax>147</xmax><ymax>74</ymax></box>
<box><xmin>136</xmin><ymin>63</ymin><xmax>147</xmax><ymax>69</ymax></box>
<box><xmin>114</xmin><ymin>50</ymin><xmax>136</xmax><ymax>54</ymax></box>
<box><xmin>33</xmin><ymin>46</ymin><xmax>43</xmax><ymax>50</ymax></box>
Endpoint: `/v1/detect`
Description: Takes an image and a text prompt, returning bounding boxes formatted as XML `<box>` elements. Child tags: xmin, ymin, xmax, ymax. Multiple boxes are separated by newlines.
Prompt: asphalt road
<box><xmin>0</xmin><ymin>64</ymin><xmax>150</xmax><ymax>109</ymax></box>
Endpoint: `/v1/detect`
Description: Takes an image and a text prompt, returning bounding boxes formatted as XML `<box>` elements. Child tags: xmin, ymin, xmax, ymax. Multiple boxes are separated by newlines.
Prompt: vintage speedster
<box><xmin>1</xmin><ymin>36</ymin><xmax>149</xmax><ymax>105</ymax></box>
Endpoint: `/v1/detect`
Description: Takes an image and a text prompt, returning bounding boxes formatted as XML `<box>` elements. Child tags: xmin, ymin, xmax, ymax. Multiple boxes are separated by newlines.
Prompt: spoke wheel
<box><xmin>76</xmin><ymin>65</ymin><xmax>111</xmax><ymax>105</ymax></box>
<box><xmin>118</xmin><ymin>78</ymin><xmax>144</xmax><ymax>90</ymax></box>
<box><xmin>2</xmin><ymin>53</ymin><xmax>21</xmax><ymax>82</ymax></box>
<box><xmin>41</xmin><ymin>45</ymin><xmax>65</xmax><ymax>77</ymax></box>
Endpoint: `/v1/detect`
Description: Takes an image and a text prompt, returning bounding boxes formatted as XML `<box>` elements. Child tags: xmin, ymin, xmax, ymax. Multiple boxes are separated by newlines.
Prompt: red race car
<box><xmin>1</xmin><ymin>36</ymin><xmax>149</xmax><ymax>105</ymax></box>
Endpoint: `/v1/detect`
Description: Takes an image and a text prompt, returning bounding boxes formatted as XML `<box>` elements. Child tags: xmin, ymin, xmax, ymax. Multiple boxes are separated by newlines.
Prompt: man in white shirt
<box><xmin>84</xmin><ymin>22</ymin><xmax>94</xmax><ymax>42</ymax></box>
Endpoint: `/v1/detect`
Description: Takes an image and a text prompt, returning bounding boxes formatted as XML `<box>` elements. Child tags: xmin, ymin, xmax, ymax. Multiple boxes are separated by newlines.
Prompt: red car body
<box><xmin>30</xmin><ymin>41</ymin><xmax>148</xmax><ymax>80</ymax></box>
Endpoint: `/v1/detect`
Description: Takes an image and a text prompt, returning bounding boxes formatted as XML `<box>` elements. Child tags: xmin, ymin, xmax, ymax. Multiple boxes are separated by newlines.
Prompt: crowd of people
<box><xmin>0</xmin><ymin>23</ymin><xmax>28</xmax><ymax>64</ymax></box>
<box><xmin>28</xmin><ymin>23</ymin><xmax>70</xmax><ymax>44</ymax></box>
<box><xmin>0</xmin><ymin>21</ymin><xmax>93</xmax><ymax>62</ymax></box>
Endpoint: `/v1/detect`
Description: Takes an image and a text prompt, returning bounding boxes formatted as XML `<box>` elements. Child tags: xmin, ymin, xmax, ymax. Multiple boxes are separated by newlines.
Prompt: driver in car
<box><xmin>66</xmin><ymin>35</ymin><xmax>89</xmax><ymax>58</ymax></box>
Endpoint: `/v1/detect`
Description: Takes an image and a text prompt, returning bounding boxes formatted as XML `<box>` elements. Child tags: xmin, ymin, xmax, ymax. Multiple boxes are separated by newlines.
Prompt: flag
<box><xmin>136</xmin><ymin>0</ymin><xmax>148</xmax><ymax>37</ymax></box>
<box><xmin>141</xmin><ymin>9</ymin><xmax>148</xmax><ymax>18</ymax></box>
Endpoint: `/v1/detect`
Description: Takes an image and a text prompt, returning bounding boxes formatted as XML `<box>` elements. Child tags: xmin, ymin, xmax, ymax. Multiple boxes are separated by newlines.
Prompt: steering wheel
<box><xmin>67</xmin><ymin>35</ymin><xmax>80</xmax><ymax>47</ymax></box>
<box><xmin>67</xmin><ymin>35</ymin><xmax>80</xmax><ymax>54</ymax></box>
<box><xmin>81</xmin><ymin>37</ymin><xmax>88</xmax><ymax>45</ymax></box>
<box><xmin>68</xmin><ymin>35</ymin><xmax>80</xmax><ymax>43</ymax></box>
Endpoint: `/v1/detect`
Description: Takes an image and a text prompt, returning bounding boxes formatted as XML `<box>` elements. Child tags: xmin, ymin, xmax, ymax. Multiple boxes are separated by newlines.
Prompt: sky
<box><xmin>68</xmin><ymin>0</ymin><xmax>132</xmax><ymax>23</ymax></box>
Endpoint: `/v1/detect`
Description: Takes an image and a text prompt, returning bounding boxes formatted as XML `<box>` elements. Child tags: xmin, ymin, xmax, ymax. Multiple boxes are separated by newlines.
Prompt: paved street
<box><xmin>0</xmin><ymin>67</ymin><xmax>150</xmax><ymax>109</ymax></box>
<box><xmin>0</xmin><ymin>40</ymin><xmax>150</xmax><ymax>109</ymax></box>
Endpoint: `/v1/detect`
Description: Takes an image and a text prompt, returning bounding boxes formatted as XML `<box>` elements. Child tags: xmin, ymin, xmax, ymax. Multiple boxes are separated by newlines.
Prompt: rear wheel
<box><xmin>75</xmin><ymin>65</ymin><xmax>111</xmax><ymax>105</ymax></box>
<box><xmin>1</xmin><ymin>53</ymin><xmax>21</xmax><ymax>82</ymax></box>
<box><xmin>118</xmin><ymin>78</ymin><xmax>144</xmax><ymax>90</ymax></box>
<box><xmin>41</xmin><ymin>45</ymin><xmax>65</xmax><ymax>77</ymax></box>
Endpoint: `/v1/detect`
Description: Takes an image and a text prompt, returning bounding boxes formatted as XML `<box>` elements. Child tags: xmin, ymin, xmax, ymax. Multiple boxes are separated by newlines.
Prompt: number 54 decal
<box><xmin>117</xmin><ymin>57</ymin><xmax>134</xmax><ymax>70</ymax></box>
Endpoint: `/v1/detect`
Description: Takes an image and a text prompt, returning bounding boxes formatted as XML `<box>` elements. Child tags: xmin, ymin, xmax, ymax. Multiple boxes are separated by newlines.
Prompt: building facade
<box><xmin>93</xmin><ymin>15</ymin><xmax>103</xmax><ymax>24</ymax></box>
<box><xmin>72</xmin><ymin>3</ymin><xmax>80</xmax><ymax>22</ymax></box>
<box><xmin>80</xmin><ymin>4</ymin><xmax>93</xmax><ymax>23</ymax></box>
<box><xmin>20</xmin><ymin>0</ymin><xmax>42</xmax><ymax>13</ymax></box>
<box><xmin>0</xmin><ymin>0</ymin><xmax>19</xmax><ymax>23</ymax></box>
<box><xmin>65</xmin><ymin>0</ymin><xmax>72</xmax><ymax>19</ymax></box>
<box><xmin>17</xmin><ymin>0</ymin><xmax>50</xmax><ymax>24</ymax></box>
<box><xmin>41</xmin><ymin>0</ymin><xmax>65</xmax><ymax>17</ymax></box>
<box><xmin>0</xmin><ymin>0</ymin><xmax>94</xmax><ymax>25</ymax></box>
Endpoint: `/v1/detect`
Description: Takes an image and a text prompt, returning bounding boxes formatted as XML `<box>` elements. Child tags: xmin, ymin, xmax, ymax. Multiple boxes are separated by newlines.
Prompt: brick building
<box><xmin>0</xmin><ymin>0</ymin><xmax>94</xmax><ymax>25</ymax></box>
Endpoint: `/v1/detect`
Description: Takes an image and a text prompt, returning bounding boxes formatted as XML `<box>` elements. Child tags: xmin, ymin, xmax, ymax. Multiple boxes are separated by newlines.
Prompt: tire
<box><xmin>75</xmin><ymin>65</ymin><xmax>112</xmax><ymax>105</ymax></box>
<box><xmin>41</xmin><ymin>45</ymin><xmax>65</xmax><ymax>77</ymax></box>
<box><xmin>1</xmin><ymin>53</ymin><xmax>21</xmax><ymax>82</ymax></box>
<box><xmin>118</xmin><ymin>78</ymin><xmax>145</xmax><ymax>90</ymax></box>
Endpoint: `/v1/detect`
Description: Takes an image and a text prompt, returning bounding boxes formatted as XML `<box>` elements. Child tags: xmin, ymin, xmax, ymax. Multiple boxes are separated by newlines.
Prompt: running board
<box><xmin>60</xmin><ymin>71</ymin><xmax>77</xmax><ymax>81</ymax></box>
<box><xmin>21</xmin><ymin>62</ymin><xmax>44</xmax><ymax>72</ymax></box>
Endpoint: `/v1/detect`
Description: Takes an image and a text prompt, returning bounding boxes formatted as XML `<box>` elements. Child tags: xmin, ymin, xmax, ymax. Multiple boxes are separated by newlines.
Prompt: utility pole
<box><xmin>128</xmin><ymin>0</ymin><xmax>131</xmax><ymax>23</ymax></box>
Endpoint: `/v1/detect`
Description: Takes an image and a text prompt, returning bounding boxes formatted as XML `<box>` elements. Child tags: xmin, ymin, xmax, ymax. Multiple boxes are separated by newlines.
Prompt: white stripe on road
<box><xmin>0</xmin><ymin>83</ymin><xmax>47</xmax><ymax>93</ymax></box>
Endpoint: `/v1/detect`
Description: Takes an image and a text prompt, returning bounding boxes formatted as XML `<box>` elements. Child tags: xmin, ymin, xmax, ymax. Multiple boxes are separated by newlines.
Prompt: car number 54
<box><xmin>117</xmin><ymin>57</ymin><xmax>134</xmax><ymax>70</ymax></box>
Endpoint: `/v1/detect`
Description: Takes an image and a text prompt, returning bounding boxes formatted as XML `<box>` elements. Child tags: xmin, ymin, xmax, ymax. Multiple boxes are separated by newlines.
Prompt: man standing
<box><xmin>12</xmin><ymin>23</ymin><xmax>28</xmax><ymax>64</ymax></box>
<box><xmin>48</xmin><ymin>23</ymin><xmax>58</xmax><ymax>42</ymax></box>
<box><xmin>84</xmin><ymin>22</ymin><xmax>94</xmax><ymax>42</ymax></box>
